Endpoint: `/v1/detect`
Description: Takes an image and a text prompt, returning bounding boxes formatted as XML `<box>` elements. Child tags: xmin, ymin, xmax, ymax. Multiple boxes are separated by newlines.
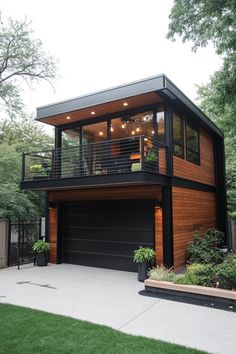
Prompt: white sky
<box><xmin>1</xmin><ymin>0</ymin><xmax>222</xmax><ymax>119</ymax></box>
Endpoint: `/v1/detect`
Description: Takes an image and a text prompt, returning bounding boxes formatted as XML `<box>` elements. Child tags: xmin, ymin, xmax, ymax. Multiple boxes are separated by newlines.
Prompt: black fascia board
<box><xmin>36</xmin><ymin>74</ymin><xmax>223</xmax><ymax>138</ymax></box>
<box><xmin>163</xmin><ymin>76</ymin><xmax>223</xmax><ymax>138</ymax></box>
<box><xmin>36</xmin><ymin>75</ymin><xmax>165</xmax><ymax>120</ymax></box>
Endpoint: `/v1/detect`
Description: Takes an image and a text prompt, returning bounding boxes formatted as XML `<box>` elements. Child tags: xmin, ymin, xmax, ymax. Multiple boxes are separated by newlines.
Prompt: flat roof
<box><xmin>36</xmin><ymin>74</ymin><xmax>223</xmax><ymax>137</ymax></box>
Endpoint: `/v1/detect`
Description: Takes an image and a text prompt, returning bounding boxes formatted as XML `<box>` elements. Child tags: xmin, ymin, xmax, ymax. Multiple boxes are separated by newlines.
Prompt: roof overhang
<box><xmin>36</xmin><ymin>74</ymin><xmax>223</xmax><ymax>137</ymax></box>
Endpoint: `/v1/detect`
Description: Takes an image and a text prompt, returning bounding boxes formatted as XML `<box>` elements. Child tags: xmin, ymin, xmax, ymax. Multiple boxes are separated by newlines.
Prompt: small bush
<box><xmin>229</xmin><ymin>211</ymin><xmax>236</xmax><ymax>220</ymax></box>
<box><xmin>32</xmin><ymin>240</ymin><xmax>50</xmax><ymax>253</ymax></box>
<box><xmin>216</xmin><ymin>254</ymin><xmax>236</xmax><ymax>290</ymax></box>
<box><xmin>175</xmin><ymin>263</ymin><xmax>216</xmax><ymax>287</ymax></box>
<box><xmin>187</xmin><ymin>229</ymin><xmax>225</xmax><ymax>265</ymax></box>
<box><xmin>149</xmin><ymin>265</ymin><xmax>177</xmax><ymax>282</ymax></box>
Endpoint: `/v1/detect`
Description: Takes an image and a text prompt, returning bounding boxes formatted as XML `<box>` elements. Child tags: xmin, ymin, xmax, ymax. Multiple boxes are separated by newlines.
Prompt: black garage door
<box><xmin>61</xmin><ymin>200</ymin><xmax>154</xmax><ymax>272</ymax></box>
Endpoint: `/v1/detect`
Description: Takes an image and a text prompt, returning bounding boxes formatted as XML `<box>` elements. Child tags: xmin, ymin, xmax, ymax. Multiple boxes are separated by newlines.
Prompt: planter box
<box><xmin>142</xmin><ymin>279</ymin><xmax>236</xmax><ymax>312</ymax></box>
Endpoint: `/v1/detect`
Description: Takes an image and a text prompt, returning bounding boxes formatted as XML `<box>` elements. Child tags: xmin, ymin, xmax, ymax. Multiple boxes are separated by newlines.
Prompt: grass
<box><xmin>0</xmin><ymin>304</ymin><xmax>207</xmax><ymax>354</ymax></box>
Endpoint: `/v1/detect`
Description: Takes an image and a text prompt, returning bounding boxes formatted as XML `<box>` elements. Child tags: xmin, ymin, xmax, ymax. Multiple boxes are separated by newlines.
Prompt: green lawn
<box><xmin>0</xmin><ymin>304</ymin><xmax>206</xmax><ymax>354</ymax></box>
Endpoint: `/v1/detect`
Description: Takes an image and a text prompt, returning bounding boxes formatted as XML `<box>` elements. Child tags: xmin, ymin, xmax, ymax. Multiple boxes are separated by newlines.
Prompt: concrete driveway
<box><xmin>0</xmin><ymin>264</ymin><xmax>235</xmax><ymax>354</ymax></box>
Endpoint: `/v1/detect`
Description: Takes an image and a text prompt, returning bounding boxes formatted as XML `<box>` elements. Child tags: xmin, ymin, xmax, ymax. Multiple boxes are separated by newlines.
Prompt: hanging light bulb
<box><xmin>99</xmin><ymin>130</ymin><xmax>103</xmax><ymax>136</ymax></box>
<box><xmin>121</xmin><ymin>123</ymin><xmax>126</xmax><ymax>129</ymax></box>
<box><xmin>132</xmin><ymin>131</ymin><xmax>135</xmax><ymax>135</ymax></box>
<box><xmin>110</xmin><ymin>125</ymin><xmax>114</xmax><ymax>132</ymax></box>
<box><xmin>151</xmin><ymin>130</ymin><xmax>155</xmax><ymax>135</ymax></box>
<box><xmin>136</xmin><ymin>127</ymin><xmax>140</xmax><ymax>132</ymax></box>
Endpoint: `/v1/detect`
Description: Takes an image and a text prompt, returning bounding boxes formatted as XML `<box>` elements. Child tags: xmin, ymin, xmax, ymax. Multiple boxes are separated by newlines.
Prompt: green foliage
<box><xmin>176</xmin><ymin>264</ymin><xmax>216</xmax><ymax>287</ymax></box>
<box><xmin>229</xmin><ymin>211</ymin><xmax>236</xmax><ymax>220</ymax></box>
<box><xmin>30</xmin><ymin>164</ymin><xmax>47</xmax><ymax>176</ymax></box>
<box><xmin>0</xmin><ymin>117</ymin><xmax>53</xmax><ymax>220</ymax></box>
<box><xmin>0</xmin><ymin>17</ymin><xmax>57</xmax><ymax>117</ymax></box>
<box><xmin>187</xmin><ymin>229</ymin><xmax>225</xmax><ymax>265</ymax></box>
<box><xmin>133</xmin><ymin>247</ymin><xmax>156</xmax><ymax>264</ymax></box>
<box><xmin>145</xmin><ymin>150</ymin><xmax>157</xmax><ymax>162</ymax></box>
<box><xmin>167</xmin><ymin>0</ymin><xmax>236</xmax><ymax>55</ymax></box>
<box><xmin>216</xmin><ymin>255</ymin><xmax>236</xmax><ymax>290</ymax></box>
<box><xmin>149</xmin><ymin>265</ymin><xmax>177</xmax><ymax>282</ymax></box>
<box><xmin>32</xmin><ymin>240</ymin><xmax>50</xmax><ymax>253</ymax></box>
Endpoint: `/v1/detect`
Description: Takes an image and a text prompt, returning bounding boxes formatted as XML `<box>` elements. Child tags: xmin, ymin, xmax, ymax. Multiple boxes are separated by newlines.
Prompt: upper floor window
<box><xmin>186</xmin><ymin>122</ymin><xmax>200</xmax><ymax>164</ymax></box>
<box><xmin>173</xmin><ymin>112</ymin><xmax>184</xmax><ymax>158</ymax></box>
<box><xmin>156</xmin><ymin>108</ymin><xmax>165</xmax><ymax>144</ymax></box>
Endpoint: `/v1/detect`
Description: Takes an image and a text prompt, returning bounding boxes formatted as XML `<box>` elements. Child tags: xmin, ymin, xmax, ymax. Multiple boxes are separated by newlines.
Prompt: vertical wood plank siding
<box><xmin>49</xmin><ymin>207</ymin><xmax>57</xmax><ymax>263</ymax></box>
<box><xmin>172</xmin><ymin>187</ymin><xmax>216</xmax><ymax>269</ymax></box>
<box><xmin>155</xmin><ymin>206</ymin><xmax>163</xmax><ymax>265</ymax></box>
<box><xmin>173</xmin><ymin>129</ymin><xmax>215</xmax><ymax>186</ymax></box>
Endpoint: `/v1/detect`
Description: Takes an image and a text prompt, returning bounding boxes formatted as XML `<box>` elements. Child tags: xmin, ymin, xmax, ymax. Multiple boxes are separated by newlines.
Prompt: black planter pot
<box><xmin>138</xmin><ymin>262</ymin><xmax>150</xmax><ymax>282</ymax></box>
<box><xmin>36</xmin><ymin>252</ymin><xmax>48</xmax><ymax>266</ymax></box>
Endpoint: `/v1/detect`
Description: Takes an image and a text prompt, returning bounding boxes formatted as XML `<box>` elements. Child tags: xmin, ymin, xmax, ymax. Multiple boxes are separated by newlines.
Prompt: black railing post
<box><xmin>140</xmin><ymin>136</ymin><xmax>144</xmax><ymax>171</ymax></box>
<box><xmin>18</xmin><ymin>219</ymin><xmax>21</xmax><ymax>270</ymax></box>
<box><xmin>89</xmin><ymin>144</ymin><xmax>93</xmax><ymax>175</ymax></box>
<box><xmin>21</xmin><ymin>153</ymin><xmax>25</xmax><ymax>181</ymax></box>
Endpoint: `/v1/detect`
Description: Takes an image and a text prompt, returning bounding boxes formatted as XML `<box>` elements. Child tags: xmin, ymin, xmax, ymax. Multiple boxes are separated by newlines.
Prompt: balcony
<box><xmin>21</xmin><ymin>136</ymin><xmax>169</xmax><ymax>190</ymax></box>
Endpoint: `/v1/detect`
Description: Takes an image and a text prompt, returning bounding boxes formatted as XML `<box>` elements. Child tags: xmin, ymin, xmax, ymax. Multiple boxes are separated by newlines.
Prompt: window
<box><xmin>156</xmin><ymin>108</ymin><xmax>165</xmax><ymax>144</ymax></box>
<box><xmin>110</xmin><ymin>111</ymin><xmax>154</xmax><ymax>140</ymax></box>
<box><xmin>173</xmin><ymin>112</ymin><xmax>184</xmax><ymax>158</ymax></box>
<box><xmin>186</xmin><ymin>122</ymin><xmax>200</xmax><ymax>164</ymax></box>
<box><xmin>62</xmin><ymin>128</ymin><xmax>81</xmax><ymax>148</ymax></box>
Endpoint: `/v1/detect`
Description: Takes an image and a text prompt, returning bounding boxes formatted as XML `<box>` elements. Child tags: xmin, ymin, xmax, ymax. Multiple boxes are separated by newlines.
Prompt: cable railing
<box><xmin>22</xmin><ymin>136</ymin><xmax>168</xmax><ymax>181</ymax></box>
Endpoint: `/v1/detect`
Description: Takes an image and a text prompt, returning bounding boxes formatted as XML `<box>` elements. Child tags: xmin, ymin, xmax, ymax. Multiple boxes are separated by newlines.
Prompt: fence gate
<box><xmin>8</xmin><ymin>220</ymin><xmax>40</xmax><ymax>267</ymax></box>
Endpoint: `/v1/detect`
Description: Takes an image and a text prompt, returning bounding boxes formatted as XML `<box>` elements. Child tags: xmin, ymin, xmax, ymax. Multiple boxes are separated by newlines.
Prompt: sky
<box><xmin>1</xmin><ymin>0</ymin><xmax>222</xmax><ymax>120</ymax></box>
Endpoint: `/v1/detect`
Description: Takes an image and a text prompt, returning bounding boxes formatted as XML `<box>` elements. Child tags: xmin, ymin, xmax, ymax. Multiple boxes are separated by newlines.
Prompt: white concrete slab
<box><xmin>0</xmin><ymin>263</ymin><xmax>236</xmax><ymax>354</ymax></box>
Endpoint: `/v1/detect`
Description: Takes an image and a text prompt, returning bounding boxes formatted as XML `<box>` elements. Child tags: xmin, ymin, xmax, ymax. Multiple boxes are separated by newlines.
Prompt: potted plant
<box><xmin>32</xmin><ymin>240</ymin><xmax>50</xmax><ymax>266</ymax></box>
<box><xmin>30</xmin><ymin>164</ymin><xmax>47</xmax><ymax>179</ymax></box>
<box><xmin>133</xmin><ymin>246</ymin><xmax>156</xmax><ymax>282</ymax></box>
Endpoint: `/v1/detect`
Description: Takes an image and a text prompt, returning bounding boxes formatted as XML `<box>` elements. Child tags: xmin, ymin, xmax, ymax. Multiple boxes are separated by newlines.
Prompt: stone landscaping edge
<box><xmin>140</xmin><ymin>279</ymin><xmax>236</xmax><ymax>312</ymax></box>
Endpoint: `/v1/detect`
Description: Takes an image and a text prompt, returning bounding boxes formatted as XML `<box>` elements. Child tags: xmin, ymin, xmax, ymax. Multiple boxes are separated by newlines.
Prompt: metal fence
<box><xmin>8</xmin><ymin>220</ymin><xmax>40</xmax><ymax>267</ymax></box>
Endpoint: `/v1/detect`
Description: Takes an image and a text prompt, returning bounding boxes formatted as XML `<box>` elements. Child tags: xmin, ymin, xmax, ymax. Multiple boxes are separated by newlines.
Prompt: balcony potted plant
<box><xmin>32</xmin><ymin>240</ymin><xmax>50</xmax><ymax>266</ymax></box>
<box><xmin>133</xmin><ymin>246</ymin><xmax>156</xmax><ymax>282</ymax></box>
<box><xmin>30</xmin><ymin>164</ymin><xmax>47</xmax><ymax>180</ymax></box>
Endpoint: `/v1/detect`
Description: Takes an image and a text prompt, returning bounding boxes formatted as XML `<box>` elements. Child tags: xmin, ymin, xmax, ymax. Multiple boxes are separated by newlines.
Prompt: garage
<box><xmin>60</xmin><ymin>199</ymin><xmax>154</xmax><ymax>271</ymax></box>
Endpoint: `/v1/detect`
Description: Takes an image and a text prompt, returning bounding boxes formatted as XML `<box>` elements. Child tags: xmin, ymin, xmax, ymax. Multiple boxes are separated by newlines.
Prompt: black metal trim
<box><xmin>162</xmin><ymin>186</ymin><xmax>173</xmax><ymax>267</ymax></box>
<box><xmin>21</xmin><ymin>171</ymin><xmax>169</xmax><ymax>191</ymax></box>
<box><xmin>172</xmin><ymin>177</ymin><xmax>215</xmax><ymax>192</ymax></box>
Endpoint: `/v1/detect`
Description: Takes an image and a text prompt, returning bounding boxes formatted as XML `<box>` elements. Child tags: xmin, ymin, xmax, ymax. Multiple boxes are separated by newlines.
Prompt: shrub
<box><xmin>175</xmin><ymin>263</ymin><xmax>216</xmax><ymax>287</ymax></box>
<box><xmin>149</xmin><ymin>265</ymin><xmax>177</xmax><ymax>282</ymax></box>
<box><xmin>216</xmin><ymin>255</ymin><xmax>236</xmax><ymax>290</ymax></box>
<box><xmin>187</xmin><ymin>229</ymin><xmax>225</xmax><ymax>265</ymax></box>
<box><xmin>229</xmin><ymin>211</ymin><xmax>236</xmax><ymax>220</ymax></box>
<box><xmin>133</xmin><ymin>247</ymin><xmax>156</xmax><ymax>264</ymax></box>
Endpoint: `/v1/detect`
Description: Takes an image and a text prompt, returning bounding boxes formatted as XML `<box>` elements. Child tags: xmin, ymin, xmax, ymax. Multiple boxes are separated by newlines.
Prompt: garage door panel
<box><xmin>63</xmin><ymin>250</ymin><xmax>138</xmax><ymax>272</ymax></box>
<box><xmin>63</xmin><ymin>227</ymin><xmax>153</xmax><ymax>243</ymax></box>
<box><xmin>61</xmin><ymin>200</ymin><xmax>154</xmax><ymax>272</ymax></box>
<box><xmin>63</xmin><ymin>239</ymin><xmax>153</xmax><ymax>256</ymax></box>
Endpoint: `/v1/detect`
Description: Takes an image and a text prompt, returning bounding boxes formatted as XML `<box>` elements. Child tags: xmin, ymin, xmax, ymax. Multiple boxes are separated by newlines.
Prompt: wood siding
<box><xmin>173</xmin><ymin>129</ymin><xmax>215</xmax><ymax>186</ymax></box>
<box><xmin>49</xmin><ymin>185</ymin><xmax>162</xmax><ymax>202</ymax></box>
<box><xmin>172</xmin><ymin>187</ymin><xmax>217</xmax><ymax>269</ymax></box>
<box><xmin>49</xmin><ymin>207</ymin><xmax>57</xmax><ymax>263</ymax></box>
<box><xmin>155</xmin><ymin>206</ymin><xmax>163</xmax><ymax>265</ymax></box>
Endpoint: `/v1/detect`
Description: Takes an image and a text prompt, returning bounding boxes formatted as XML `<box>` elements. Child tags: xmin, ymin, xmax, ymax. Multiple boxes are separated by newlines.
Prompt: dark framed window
<box><xmin>173</xmin><ymin>112</ymin><xmax>184</xmax><ymax>158</ymax></box>
<box><xmin>186</xmin><ymin>121</ymin><xmax>200</xmax><ymax>164</ymax></box>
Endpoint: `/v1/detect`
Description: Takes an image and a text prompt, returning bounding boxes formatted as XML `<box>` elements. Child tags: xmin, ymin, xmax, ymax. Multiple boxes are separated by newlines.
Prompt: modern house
<box><xmin>21</xmin><ymin>75</ymin><xmax>227</xmax><ymax>271</ymax></box>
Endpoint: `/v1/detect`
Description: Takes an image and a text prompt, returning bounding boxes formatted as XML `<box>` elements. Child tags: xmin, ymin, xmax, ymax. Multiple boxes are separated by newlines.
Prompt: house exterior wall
<box><xmin>173</xmin><ymin>129</ymin><xmax>215</xmax><ymax>186</ymax></box>
<box><xmin>172</xmin><ymin>187</ymin><xmax>217</xmax><ymax>269</ymax></box>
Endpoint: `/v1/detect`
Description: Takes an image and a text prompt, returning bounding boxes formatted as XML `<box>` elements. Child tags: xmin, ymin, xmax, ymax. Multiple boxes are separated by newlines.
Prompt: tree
<box><xmin>167</xmin><ymin>0</ymin><xmax>236</xmax><ymax>213</ymax></box>
<box><xmin>0</xmin><ymin>117</ymin><xmax>53</xmax><ymax>220</ymax></box>
<box><xmin>0</xmin><ymin>17</ymin><xmax>57</xmax><ymax>117</ymax></box>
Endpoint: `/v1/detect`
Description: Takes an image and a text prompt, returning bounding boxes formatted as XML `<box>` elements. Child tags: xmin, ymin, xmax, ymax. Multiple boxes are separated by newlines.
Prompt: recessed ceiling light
<box><xmin>123</xmin><ymin>102</ymin><xmax>128</xmax><ymax>106</ymax></box>
<box><xmin>91</xmin><ymin>111</ymin><xmax>96</xmax><ymax>115</ymax></box>
<box><xmin>66</xmin><ymin>116</ymin><xmax>71</xmax><ymax>120</ymax></box>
